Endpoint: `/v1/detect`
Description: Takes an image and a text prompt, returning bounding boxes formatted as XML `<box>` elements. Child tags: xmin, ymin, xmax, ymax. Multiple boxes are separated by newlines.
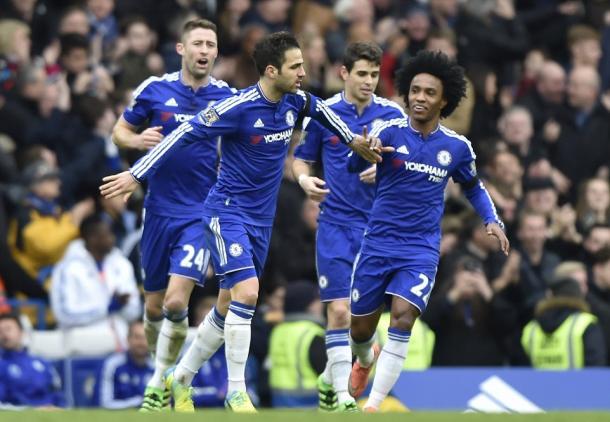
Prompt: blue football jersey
<box><xmin>350</xmin><ymin>117</ymin><xmax>501</xmax><ymax>260</ymax></box>
<box><xmin>124</xmin><ymin>72</ymin><xmax>236</xmax><ymax>217</ymax></box>
<box><xmin>294</xmin><ymin>92</ymin><xmax>406</xmax><ymax>228</ymax></box>
<box><xmin>131</xmin><ymin>84</ymin><xmax>356</xmax><ymax>226</ymax></box>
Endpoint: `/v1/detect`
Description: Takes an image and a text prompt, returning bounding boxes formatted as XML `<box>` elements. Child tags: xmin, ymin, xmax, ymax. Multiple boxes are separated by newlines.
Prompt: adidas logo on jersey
<box><xmin>253</xmin><ymin>118</ymin><xmax>265</xmax><ymax>128</ymax></box>
<box><xmin>164</xmin><ymin>98</ymin><xmax>178</xmax><ymax>107</ymax></box>
<box><xmin>397</xmin><ymin>145</ymin><xmax>409</xmax><ymax>154</ymax></box>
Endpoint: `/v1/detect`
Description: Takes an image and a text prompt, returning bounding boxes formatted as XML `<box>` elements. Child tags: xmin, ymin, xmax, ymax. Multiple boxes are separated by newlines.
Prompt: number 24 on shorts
<box><xmin>180</xmin><ymin>244</ymin><xmax>207</xmax><ymax>272</ymax></box>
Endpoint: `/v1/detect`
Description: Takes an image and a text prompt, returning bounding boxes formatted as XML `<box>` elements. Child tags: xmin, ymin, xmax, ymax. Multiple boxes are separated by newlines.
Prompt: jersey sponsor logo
<box><xmin>253</xmin><ymin>118</ymin><xmax>264</xmax><ymax>128</ymax></box>
<box><xmin>164</xmin><ymin>97</ymin><xmax>178</xmax><ymax>106</ymax></box>
<box><xmin>264</xmin><ymin>128</ymin><xmax>293</xmax><ymax>144</ymax></box>
<box><xmin>351</xmin><ymin>288</ymin><xmax>360</xmax><ymax>302</ymax></box>
<box><xmin>160</xmin><ymin>111</ymin><xmax>173</xmax><ymax>122</ymax></box>
<box><xmin>437</xmin><ymin>150</ymin><xmax>452</xmax><ymax>166</ymax></box>
<box><xmin>319</xmin><ymin>275</ymin><xmax>328</xmax><ymax>289</ymax></box>
<box><xmin>396</xmin><ymin>145</ymin><xmax>409</xmax><ymax>154</ymax></box>
<box><xmin>199</xmin><ymin>106</ymin><xmax>220</xmax><ymax>126</ymax></box>
<box><xmin>329</xmin><ymin>135</ymin><xmax>340</xmax><ymax>146</ymax></box>
<box><xmin>404</xmin><ymin>161</ymin><xmax>448</xmax><ymax>178</ymax></box>
<box><xmin>250</xmin><ymin>135</ymin><xmax>263</xmax><ymax>145</ymax></box>
<box><xmin>285</xmin><ymin>110</ymin><xmax>295</xmax><ymax>126</ymax></box>
<box><xmin>229</xmin><ymin>243</ymin><xmax>243</xmax><ymax>257</ymax></box>
<box><xmin>174</xmin><ymin>113</ymin><xmax>195</xmax><ymax>123</ymax></box>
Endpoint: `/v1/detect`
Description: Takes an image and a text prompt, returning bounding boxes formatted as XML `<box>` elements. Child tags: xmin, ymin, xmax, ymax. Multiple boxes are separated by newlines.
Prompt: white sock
<box><xmin>326</xmin><ymin>329</ymin><xmax>352</xmax><ymax>403</ymax></box>
<box><xmin>148</xmin><ymin>309</ymin><xmax>188</xmax><ymax>389</ymax></box>
<box><xmin>175</xmin><ymin>307</ymin><xmax>225</xmax><ymax>385</ymax></box>
<box><xmin>351</xmin><ymin>333</ymin><xmax>375</xmax><ymax>368</ymax></box>
<box><xmin>143</xmin><ymin>314</ymin><xmax>163</xmax><ymax>360</ymax></box>
<box><xmin>225</xmin><ymin>301</ymin><xmax>255</xmax><ymax>394</ymax></box>
<box><xmin>365</xmin><ymin>328</ymin><xmax>410</xmax><ymax>409</ymax></box>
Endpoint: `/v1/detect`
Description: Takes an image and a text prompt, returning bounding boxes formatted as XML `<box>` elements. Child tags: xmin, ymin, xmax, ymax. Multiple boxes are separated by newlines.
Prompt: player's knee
<box><xmin>234</xmin><ymin>289</ymin><xmax>258</xmax><ymax>306</ymax></box>
<box><xmin>390</xmin><ymin>309</ymin><xmax>418</xmax><ymax>331</ymax></box>
<box><xmin>145</xmin><ymin>301</ymin><xmax>163</xmax><ymax>320</ymax></box>
<box><xmin>350</xmin><ymin>318</ymin><xmax>374</xmax><ymax>343</ymax></box>
<box><xmin>328</xmin><ymin>302</ymin><xmax>350</xmax><ymax>327</ymax></box>
<box><xmin>163</xmin><ymin>294</ymin><xmax>189</xmax><ymax>314</ymax></box>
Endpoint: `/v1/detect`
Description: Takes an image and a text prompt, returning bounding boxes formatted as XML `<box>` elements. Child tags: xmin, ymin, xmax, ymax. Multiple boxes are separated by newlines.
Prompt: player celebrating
<box><xmin>111</xmin><ymin>19</ymin><xmax>235</xmax><ymax>412</ymax></box>
<box><xmin>347</xmin><ymin>50</ymin><xmax>510</xmax><ymax>412</ymax></box>
<box><xmin>100</xmin><ymin>31</ymin><xmax>382</xmax><ymax>412</ymax></box>
<box><xmin>292</xmin><ymin>42</ymin><xmax>405</xmax><ymax>412</ymax></box>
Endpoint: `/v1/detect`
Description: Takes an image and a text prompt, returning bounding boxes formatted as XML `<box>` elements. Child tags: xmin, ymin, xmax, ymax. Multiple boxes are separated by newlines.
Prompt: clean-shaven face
<box><xmin>343</xmin><ymin>59</ymin><xmax>380</xmax><ymax>104</ymax></box>
<box><xmin>407</xmin><ymin>72</ymin><xmax>446</xmax><ymax>124</ymax></box>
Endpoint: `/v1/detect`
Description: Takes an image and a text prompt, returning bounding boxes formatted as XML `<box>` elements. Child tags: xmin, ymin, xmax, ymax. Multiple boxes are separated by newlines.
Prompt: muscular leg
<box><xmin>225</xmin><ymin>277</ymin><xmax>258</xmax><ymax>394</ymax></box>
<box><xmin>148</xmin><ymin>275</ymin><xmax>194</xmax><ymax>389</ymax></box>
<box><xmin>323</xmin><ymin>299</ymin><xmax>352</xmax><ymax>403</ymax></box>
<box><xmin>174</xmin><ymin>288</ymin><xmax>231</xmax><ymax>385</ymax></box>
<box><xmin>365</xmin><ymin>296</ymin><xmax>419</xmax><ymax>410</ymax></box>
<box><xmin>143</xmin><ymin>291</ymin><xmax>165</xmax><ymax>359</ymax></box>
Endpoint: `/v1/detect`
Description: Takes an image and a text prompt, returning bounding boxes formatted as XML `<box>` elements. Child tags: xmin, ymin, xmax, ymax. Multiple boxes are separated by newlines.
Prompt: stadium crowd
<box><xmin>0</xmin><ymin>0</ymin><xmax>609</xmax><ymax>410</ymax></box>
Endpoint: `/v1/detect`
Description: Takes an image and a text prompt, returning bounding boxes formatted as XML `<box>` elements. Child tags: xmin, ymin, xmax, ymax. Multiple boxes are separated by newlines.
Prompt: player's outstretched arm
<box><xmin>292</xmin><ymin>158</ymin><xmax>330</xmax><ymax>202</ymax></box>
<box><xmin>99</xmin><ymin>171</ymin><xmax>139</xmax><ymax>202</ymax></box>
<box><xmin>112</xmin><ymin>116</ymin><xmax>163</xmax><ymax>150</ymax></box>
<box><xmin>486</xmin><ymin>222</ymin><xmax>510</xmax><ymax>255</ymax></box>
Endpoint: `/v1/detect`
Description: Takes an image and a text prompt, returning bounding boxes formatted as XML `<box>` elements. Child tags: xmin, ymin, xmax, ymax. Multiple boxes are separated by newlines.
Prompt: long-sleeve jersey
<box><xmin>123</xmin><ymin>72</ymin><xmax>236</xmax><ymax>217</ymax></box>
<box><xmin>131</xmin><ymin>83</ymin><xmax>356</xmax><ymax>226</ymax></box>
<box><xmin>348</xmin><ymin>117</ymin><xmax>502</xmax><ymax>260</ymax></box>
<box><xmin>96</xmin><ymin>352</ymin><xmax>154</xmax><ymax>409</ymax></box>
<box><xmin>294</xmin><ymin>92</ymin><xmax>406</xmax><ymax>229</ymax></box>
<box><xmin>0</xmin><ymin>349</ymin><xmax>64</xmax><ymax>408</ymax></box>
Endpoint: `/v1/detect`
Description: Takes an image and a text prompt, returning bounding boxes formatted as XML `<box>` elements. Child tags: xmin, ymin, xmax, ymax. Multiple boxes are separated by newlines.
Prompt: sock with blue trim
<box><xmin>175</xmin><ymin>306</ymin><xmax>226</xmax><ymax>385</ymax></box>
<box><xmin>225</xmin><ymin>301</ymin><xmax>255</xmax><ymax>393</ymax></box>
<box><xmin>366</xmin><ymin>327</ymin><xmax>410</xmax><ymax>409</ymax></box>
<box><xmin>326</xmin><ymin>329</ymin><xmax>353</xmax><ymax>403</ymax></box>
<box><xmin>148</xmin><ymin>307</ymin><xmax>188</xmax><ymax>389</ymax></box>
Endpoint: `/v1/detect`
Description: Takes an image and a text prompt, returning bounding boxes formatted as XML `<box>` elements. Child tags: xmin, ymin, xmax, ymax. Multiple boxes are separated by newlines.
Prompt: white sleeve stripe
<box><xmin>215</xmin><ymin>90</ymin><xmax>258</xmax><ymax>114</ymax></box>
<box><xmin>130</xmin><ymin>122</ymin><xmax>190</xmax><ymax>177</ymax></box>
<box><xmin>131</xmin><ymin>122</ymin><xmax>193</xmax><ymax>178</ymax></box>
<box><xmin>317</xmin><ymin>102</ymin><xmax>353</xmax><ymax>142</ymax></box>
<box><xmin>439</xmin><ymin>126</ymin><xmax>476</xmax><ymax>159</ymax></box>
<box><xmin>479</xmin><ymin>180</ymin><xmax>501</xmax><ymax>222</ymax></box>
<box><xmin>131</xmin><ymin>72</ymin><xmax>178</xmax><ymax>100</ymax></box>
<box><xmin>370</xmin><ymin>118</ymin><xmax>406</xmax><ymax>138</ymax></box>
<box><xmin>100</xmin><ymin>354</ymin><xmax>125</xmax><ymax>408</ymax></box>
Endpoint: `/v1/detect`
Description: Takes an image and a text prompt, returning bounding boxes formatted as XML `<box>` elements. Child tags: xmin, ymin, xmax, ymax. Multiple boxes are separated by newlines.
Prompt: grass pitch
<box><xmin>8</xmin><ymin>410</ymin><xmax>610</xmax><ymax>422</ymax></box>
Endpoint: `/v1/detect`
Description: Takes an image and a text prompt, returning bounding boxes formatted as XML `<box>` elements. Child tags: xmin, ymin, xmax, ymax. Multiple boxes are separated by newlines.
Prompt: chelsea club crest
<box><xmin>286</xmin><ymin>110</ymin><xmax>295</xmax><ymax>126</ymax></box>
<box><xmin>437</xmin><ymin>150</ymin><xmax>452</xmax><ymax>166</ymax></box>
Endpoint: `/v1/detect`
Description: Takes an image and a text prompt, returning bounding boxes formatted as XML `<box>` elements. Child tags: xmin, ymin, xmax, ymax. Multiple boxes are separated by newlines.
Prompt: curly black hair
<box><xmin>395</xmin><ymin>50</ymin><xmax>466</xmax><ymax>118</ymax></box>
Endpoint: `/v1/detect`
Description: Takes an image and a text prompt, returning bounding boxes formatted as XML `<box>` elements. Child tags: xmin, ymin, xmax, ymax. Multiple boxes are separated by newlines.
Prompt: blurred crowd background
<box><xmin>0</xmin><ymin>0</ymin><xmax>610</xmax><ymax>410</ymax></box>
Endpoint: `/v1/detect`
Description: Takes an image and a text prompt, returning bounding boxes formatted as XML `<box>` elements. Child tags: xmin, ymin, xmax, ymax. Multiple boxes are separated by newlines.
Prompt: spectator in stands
<box><xmin>516</xmin><ymin>60</ymin><xmax>567</xmax><ymax>142</ymax></box>
<box><xmin>86</xmin><ymin>0</ymin><xmax>119</xmax><ymax>60</ymax></box>
<box><xmin>587</xmin><ymin>247</ymin><xmax>610</xmax><ymax>363</ymax></box>
<box><xmin>269</xmin><ymin>280</ymin><xmax>325</xmax><ymax>407</ymax></box>
<box><xmin>0</xmin><ymin>312</ymin><xmax>64</xmax><ymax>408</ymax></box>
<box><xmin>567</xmin><ymin>25</ymin><xmax>602</xmax><ymax>70</ymax></box>
<box><xmin>576</xmin><ymin>178</ymin><xmax>610</xmax><ymax>234</ymax></box>
<box><xmin>7</xmin><ymin>160</ymin><xmax>94</xmax><ymax>280</ymax></box>
<box><xmin>423</xmin><ymin>256</ymin><xmax>506</xmax><ymax>366</ymax></box>
<box><xmin>50</xmin><ymin>213</ymin><xmax>140</xmax><ymax>346</ymax></box>
<box><xmin>522</xmin><ymin>177</ymin><xmax>558</xmax><ymax>219</ymax></box>
<box><xmin>582</xmin><ymin>224</ymin><xmax>610</xmax><ymax>268</ymax></box>
<box><xmin>551</xmin><ymin>66</ymin><xmax>610</xmax><ymax>199</ymax></box>
<box><xmin>114</xmin><ymin>17</ymin><xmax>164</xmax><ymax>91</ymax></box>
<box><xmin>554</xmin><ymin>261</ymin><xmax>589</xmax><ymax>295</ymax></box>
<box><xmin>0</xmin><ymin>19</ymin><xmax>31</xmax><ymax>68</ymax></box>
<box><xmin>521</xmin><ymin>277</ymin><xmax>607</xmax><ymax>368</ymax></box>
<box><xmin>96</xmin><ymin>320</ymin><xmax>153</xmax><ymax>409</ymax></box>
<box><xmin>425</xmin><ymin>28</ymin><xmax>475</xmax><ymax>136</ymax></box>
<box><xmin>240</xmin><ymin>0</ymin><xmax>290</xmax><ymax>34</ymax></box>
<box><xmin>484</xmin><ymin>149</ymin><xmax>523</xmax><ymax>227</ymax></box>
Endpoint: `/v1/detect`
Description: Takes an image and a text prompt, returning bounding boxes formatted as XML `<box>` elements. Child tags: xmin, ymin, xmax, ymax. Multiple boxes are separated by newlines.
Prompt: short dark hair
<box><xmin>395</xmin><ymin>50</ymin><xmax>466</xmax><ymax>118</ymax></box>
<box><xmin>0</xmin><ymin>312</ymin><xmax>22</xmax><ymax>329</ymax></box>
<box><xmin>585</xmin><ymin>223</ymin><xmax>610</xmax><ymax>239</ymax></box>
<box><xmin>59</xmin><ymin>33</ymin><xmax>90</xmax><ymax>57</ymax></box>
<box><xmin>343</xmin><ymin>42</ymin><xmax>382</xmax><ymax>72</ymax></box>
<box><xmin>80</xmin><ymin>213</ymin><xmax>107</xmax><ymax>240</ymax></box>
<box><xmin>181</xmin><ymin>19</ymin><xmax>217</xmax><ymax>40</ymax></box>
<box><xmin>252</xmin><ymin>31</ymin><xmax>300</xmax><ymax>75</ymax></box>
